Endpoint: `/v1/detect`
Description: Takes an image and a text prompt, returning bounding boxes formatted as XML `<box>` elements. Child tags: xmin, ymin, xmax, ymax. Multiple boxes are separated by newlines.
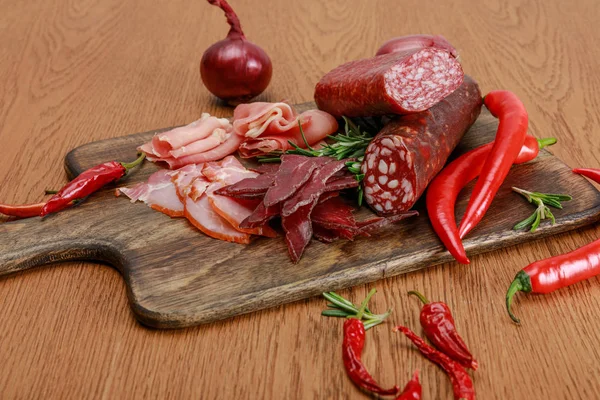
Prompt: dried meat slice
<box><xmin>119</xmin><ymin>169</ymin><xmax>184</xmax><ymax>217</ymax></box>
<box><xmin>281</xmin><ymin>201</ymin><xmax>316</xmax><ymax>263</ymax></box>
<box><xmin>263</xmin><ymin>155</ymin><xmax>331</xmax><ymax>207</ymax></box>
<box><xmin>183</xmin><ymin>177</ymin><xmax>251</xmax><ymax>244</ymax></box>
<box><xmin>239</xmin><ymin>201</ymin><xmax>280</xmax><ymax>229</ymax></box>
<box><xmin>214</xmin><ymin>173</ymin><xmax>275</xmax><ymax>199</ymax></box>
<box><xmin>311</xmin><ymin>196</ymin><xmax>357</xmax><ymax>231</ymax></box>
<box><xmin>281</xmin><ymin>159</ymin><xmax>346</xmax><ymax>217</ymax></box>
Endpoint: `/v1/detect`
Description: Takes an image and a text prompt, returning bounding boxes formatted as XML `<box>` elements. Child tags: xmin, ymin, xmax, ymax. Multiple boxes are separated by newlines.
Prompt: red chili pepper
<box><xmin>506</xmin><ymin>237</ymin><xmax>600</xmax><ymax>323</ymax></box>
<box><xmin>395</xmin><ymin>326</ymin><xmax>475</xmax><ymax>400</ymax></box>
<box><xmin>458</xmin><ymin>91</ymin><xmax>529</xmax><ymax>239</ymax></box>
<box><xmin>396</xmin><ymin>370</ymin><xmax>421</xmax><ymax>400</ymax></box>
<box><xmin>573</xmin><ymin>168</ymin><xmax>600</xmax><ymax>185</ymax></box>
<box><xmin>343</xmin><ymin>289</ymin><xmax>399</xmax><ymax>396</ymax></box>
<box><xmin>408</xmin><ymin>291</ymin><xmax>478</xmax><ymax>370</ymax></box>
<box><xmin>0</xmin><ymin>202</ymin><xmax>46</xmax><ymax>218</ymax></box>
<box><xmin>427</xmin><ymin>136</ymin><xmax>556</xmax><ymax>264</ymax></box>
<box><xmin>40</xmin><ymin>153</ymin><xmax>145</xmax><ymax>217</ymax></box>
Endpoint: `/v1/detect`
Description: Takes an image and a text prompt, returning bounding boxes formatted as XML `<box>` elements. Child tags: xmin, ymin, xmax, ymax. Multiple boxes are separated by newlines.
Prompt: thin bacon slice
<box><xmin>202</xmin><ymin>156</ymin><xmax>257</xmax><ymax>185</ymax></box>
<box><xmin>119</xmin><ymin>169</ymin><xmax>184</xmax><ymax>217</ymax></box>
<box><xmin>171</xmin><ymin>164</ymin><xmax>204</xmax><ymax>201</ymax></box>
<box><xmin>183</xmin><ymin>177</ymin><xmax>250</xmax><ymax>244</ymax></box>
<box><xmin>207</xmin><ymin>182</ymin><xmax>277</xmax><ymax>238</ymax></box>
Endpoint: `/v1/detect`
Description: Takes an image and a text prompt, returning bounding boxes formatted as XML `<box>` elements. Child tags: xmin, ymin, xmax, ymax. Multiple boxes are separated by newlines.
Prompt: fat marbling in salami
<box><xmin>361</xmin><ymin>75</ymin><xmax>482</xmax><ymax>215</ymax></box>
<box><xmin>314</xmin><ymin>48</ymin><xmax>464</xmax><ymax>117</ymax></box>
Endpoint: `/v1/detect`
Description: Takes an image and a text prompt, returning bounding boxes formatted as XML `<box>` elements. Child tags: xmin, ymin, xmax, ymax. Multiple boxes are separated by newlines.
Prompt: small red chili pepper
<box><xmin>408</xmin><ymin>291</ymin><xmax>478</xmax><ymax>370</ymax></box>
<box><xmin>458</xmin><ymin>90</ymin><xmax>529</xmax><ymax>239</ymax></box>
<box><xmin>506</xmin><ymin>237</ymin><xmax>600</xmax><ymax>323</ymax></box>
<box><xmin>0</xmin><ymin>202</ymin><xmax>46</xmax><ymax>218</ymax></box>
<box><xmin>343</xmin><ymin>289</ymin><xmax>399</xmax><ymax>396</ymax></box>
<box><xmin>40</xmin><ymin>153</ymin><xmax>145</xmax><ymax>217</ymax></box>
<box><xmin>427</xmin><ymin>136</ymin><xmax>556</xmax><ymax>264</ymax></box>
<box><xmin>573</xmin><ymin>168</ymin><xmax>600</xmax><ymax>185</ymax></box>
<box><xmin>395</xmin><ymin>326</ymin><xmax>475</xmax><ymax>400</ymax></box>
<box><xmin>396</xmin><ymin>370</ymin><xmax>421</xmax><ymax>400</ymax></box>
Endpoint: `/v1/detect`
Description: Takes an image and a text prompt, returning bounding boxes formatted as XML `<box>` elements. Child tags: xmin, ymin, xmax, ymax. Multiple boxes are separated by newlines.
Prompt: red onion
<box><xmin>201</xmin><ymin>0</ymin><xmax>272</xmax><ymax>105</ymax></box>
<box><xmin>376</xmin><ymin>34</ymin><xmax>458</xmax><ymax>58</ymax></box>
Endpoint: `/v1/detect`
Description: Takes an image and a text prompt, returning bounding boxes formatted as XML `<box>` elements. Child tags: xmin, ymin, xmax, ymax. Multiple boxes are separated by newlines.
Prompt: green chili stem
<box><xmin>121</xmin><ymin>152</ymin><xmax>146</xmax><ymax>170</ymax></box>
<box><xmin>407</xmin><ymin>290</ymin><xmax>430</xmax><ymax>305</ymax></box>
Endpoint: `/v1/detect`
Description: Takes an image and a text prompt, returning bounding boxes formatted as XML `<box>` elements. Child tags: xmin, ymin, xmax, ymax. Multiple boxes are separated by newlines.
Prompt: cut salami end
<box><xmin>314</xmin><ymin>48</ymin><xmax>464</xmax><ymax>117</ymax></box>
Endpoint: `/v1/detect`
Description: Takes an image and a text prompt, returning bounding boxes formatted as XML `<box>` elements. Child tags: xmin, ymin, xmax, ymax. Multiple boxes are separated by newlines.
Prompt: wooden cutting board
<box><xmin>1</xmin><ymin>103</ymin><xmax>599</xmax><ymax>328</ymax></box>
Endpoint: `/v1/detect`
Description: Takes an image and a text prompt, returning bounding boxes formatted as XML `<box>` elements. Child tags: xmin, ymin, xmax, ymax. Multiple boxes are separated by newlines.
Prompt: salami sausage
<box><xmin>314</xmin><ymin>48</ymin><xmax>463</xmax><ymax>117</ymax></box>
<box><xmin>361</xmin><ymin>75</ymin><xmax>482</xmax><ymax>215</ymax></box>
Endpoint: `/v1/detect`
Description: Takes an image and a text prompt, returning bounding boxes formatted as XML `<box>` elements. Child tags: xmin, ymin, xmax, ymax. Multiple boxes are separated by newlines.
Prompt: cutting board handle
<box><xmin>0</xmin><ymin>211</ymin><xmax>120</xmax><ymax>277</ymax></box>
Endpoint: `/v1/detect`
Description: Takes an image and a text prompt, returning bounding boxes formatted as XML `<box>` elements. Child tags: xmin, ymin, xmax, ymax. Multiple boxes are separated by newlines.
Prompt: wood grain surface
<box><xmin>1</xmin><ymin>0</ymin><xmax>599</xmax><ymax>398</ymax></box>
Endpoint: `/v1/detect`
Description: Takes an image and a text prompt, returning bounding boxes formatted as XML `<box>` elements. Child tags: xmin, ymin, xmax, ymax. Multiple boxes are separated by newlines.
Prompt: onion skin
<box><xmin>201</xmin><ymin>0</ymin><xmax>272</xmax><ymax>105</ymax></box>
<box><xmin>376</xmin><ymin>34</ymin><xmax>458</xmax><ymax>58</ymax></box>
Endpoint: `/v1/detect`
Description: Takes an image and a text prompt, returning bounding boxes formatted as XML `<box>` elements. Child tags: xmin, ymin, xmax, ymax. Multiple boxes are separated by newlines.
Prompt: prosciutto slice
<box><xmin>237</xmin><ymin>110</ymin><xmax>339</xmax><ymax>158</ymax></box>
<box><xmin>162</xmin><ymin>134</ymin><xmax>244</xmax><ymax>169</ymax></box>
<box><xmin>119</xmin><ymin>169</ymin><xmax>184</xmax><ymax>217</ymax></box>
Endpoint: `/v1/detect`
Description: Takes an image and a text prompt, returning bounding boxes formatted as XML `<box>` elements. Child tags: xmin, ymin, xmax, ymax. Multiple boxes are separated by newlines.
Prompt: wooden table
<box><xmin>1</xmin><ymin>0</ymin><xmax>599</xmax><ymax>398</ymax></box>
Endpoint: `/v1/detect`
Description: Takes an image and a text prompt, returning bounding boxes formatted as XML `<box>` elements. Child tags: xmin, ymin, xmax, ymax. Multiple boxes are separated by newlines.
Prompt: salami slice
<box><xmin>361</xmin><ymin>75</ymin><xmax>482</xmax><ymax>215</ymax></box>
<box><xmin>314</xmin><ymin>48</ymin><xmax>464</xmax><ymax>117</ymax></box>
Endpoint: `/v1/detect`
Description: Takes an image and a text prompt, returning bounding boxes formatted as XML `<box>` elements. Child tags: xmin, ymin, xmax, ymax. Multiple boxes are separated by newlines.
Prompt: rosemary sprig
<box><xmin>512</xmin><ymin>187</ymin><xmax>572</xmax><ymax>232</ymax></box>
<box><xmin>257</xmin><ymin>117</ymin><xmax>375</xmax><ymax>205</ymax></box>
<box><xmin>321</xmin><ymin>290</ymin><xmax>392</xmax><ymax>330</ymax></box>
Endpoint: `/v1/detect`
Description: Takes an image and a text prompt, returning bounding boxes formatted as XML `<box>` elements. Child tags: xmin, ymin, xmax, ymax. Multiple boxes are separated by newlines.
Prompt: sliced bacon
<box><xmin>202</xmin><ymin>156</ymin><xmax>257</xmax><ymax>185</ymax></box>
<box><xmin>119</xmin><ymin>169</ymin><xmax>184</xmax><ymax>217</ymax></box>
<box><xmin>207</xmin><ymin>182</ymin><xmax>277</xmax><ymax>238</ymax></box>
<box><xmin>171</xmin><ymin>164</ymin><xmax>204</xmax><ymax>201</ymax></box>
<box><xmin>237</xmin><ymin>110</ymin><xmax>339</xmax><ymax>158</ymax></box>
<box><xmin>281</xmin><ymin>159</ymin><xmax>346</xmax><ymax>217</ymax></box>
<box><xmin>183</xmin><ymin>177</ymin><xmax>251</xmax><ymax>244</ymax></box>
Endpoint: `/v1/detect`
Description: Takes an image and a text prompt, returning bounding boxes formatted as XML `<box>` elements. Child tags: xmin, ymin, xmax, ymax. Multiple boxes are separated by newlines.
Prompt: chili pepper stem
<box><xmin>407</xmin><ymin>290</ymin><xmax>430</xmax><ymax>305</ymax></box>
<box><xmin>537</xmin><ymin>137</ymin><xmax>557</xmax><ymax>149</ymax></box>
<box><xmin>506</xmin><ymin>270</ymin><xmax>533</xmax><ymax>324</ymax></box>
<box><xmin>121</xmin><ymin>152</ymin><xmax>146</xmax><ymax>171</ymax></box>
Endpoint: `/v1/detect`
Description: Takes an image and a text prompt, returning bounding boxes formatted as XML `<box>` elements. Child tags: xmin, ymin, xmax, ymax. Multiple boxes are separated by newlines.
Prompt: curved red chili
<box><xmin>408</xmin><ymin>291</ymin><xmax>478</xmax><ymax>370</ymax></box>
<box><xmin>458</xmin><ymin>91</ymin><xmax>529</xmax><ymax>239</ymax></box>
<box><xmin>343</xmin><ymin>289</ymin><xmax>399</xmax><ymax>396</ymax></box>
<box><xmin>573</xmin><ymin>168</ymin><xmax>600</xmax><ymax>184</ymax></box>
<box><xmin>395</xmin><ymin>326</ymin><xmax>475</xmax><ymax>400</ymax></box>
<box><xmin>0</xmin><ymin>202</ymin><xmax>46</xmax><ymax>218</ymax></box>
<box><xmin>427</xmin><ymin>135</ymin><xmax>556</xmax><ymax>264</ymax></box>
<box><xmin>506</xmin><ymin>237</ymin><xmax>600</xmax><ymax>323</ymax></box>
<box><xmin>396</xmin><ymin>370</ymin><xmax>421</xmax><ymax>400</ymax></box>
<box><xmin>41</xmin><ymin>153</ymin><xmax>145</xmax><ymax>217</ymax></box>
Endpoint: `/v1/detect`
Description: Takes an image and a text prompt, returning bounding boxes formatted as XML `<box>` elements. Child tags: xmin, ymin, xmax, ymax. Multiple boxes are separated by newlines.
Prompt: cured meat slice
<box><xmin>151</xmin><ymin>113</ymin><xmax>231</xmax><ymax>157</ymax></box>
<box><xmin>239</xmin><ymin>201</ymin><xmax>280</xmax><ymax>229</ymax></box>
<box><xmin>171</xmin><ymin>164</ymin><xmax>204</xmax><ymax>201</ymax></box>
<box><xmin>264</xmin><ymin>155</ymin><xmax>331</xmax><ymax>207</ymax></box>
<box><xmin>317</xmin><ymin>191</ymin><xmax>340</xmax><ymax>204</ymax></box>
<box><xmin>119</xmin><ymin>169</ymin><xmax>184</xmax><ymax>217</ymax></box>
<box><xmin>202</xmin><ymin>155</ymin><xmax>257</xmax><ymax>185</ymax></box>
<box><xmin>237</xmin><ymin>110</ymin><xmax>338</xmax><ymax>158</ymax></box>
<box><xmin>248</xmin><ymin>163</ymin><xmax>281</xmax><ymax>174</ymax></box>
<box><xmin>183</xmin><ymin>177</ymin><xmax>251</xmax><ymax>244</ymax></box>
<box><xmin>325</xmin><ymin>175</ymin><xmax>359</xmax><ymax>192</ymax></box>
<box><xmin>281</xmin><ymin>159</ymin><xmax>346</xmax><ymax>217</ymax></box>
<box><xmin>163</xmin><ymin>133</ymin><xmax>244</xmax><ymax>169</ymax></box>
<box><xmin>356</xmin><ymin>211</ymin><xmax>419</xmax><ymax>236</ymax></box>
<box><xmin>207</xmin><ymin>182</ymin><xmax>277</xmax><ymax>238</ymax></box>
<box><xmin>169</xmin><ymin>128</ymin><xmax>230</xmax><ymax>159</ymax></box>
<box><xmin>314</xmin><ymin>48</ymin><xmax>464</xmax><ymax>117</ymax></box>
<box><xmin>233</xmin><ymin>102</ymin><xmax>298</xmax><ymax>138</ymax></box>
<box><xmin>311</xmin><ymin>197</ymin><xmax>356</xmax><ymax>228</ymax></box>
<box><xmin>361</xmin><ymin>75</ymin><xmax>482</xmax><ymax>215</ymax></box>
<box><xmin>281</xmin><ymin>201</ymin><xmax>316</xmax><ymax>263</ymax></box>
<box><xmin>214</xmin><ymin>173</ymin><xmax>275</xmax><ymax>198</ymax></box>
<box><xmin>312</xmin><ymin>225</ymin><xmax>340</xmax><ymax>243</ymax></box>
